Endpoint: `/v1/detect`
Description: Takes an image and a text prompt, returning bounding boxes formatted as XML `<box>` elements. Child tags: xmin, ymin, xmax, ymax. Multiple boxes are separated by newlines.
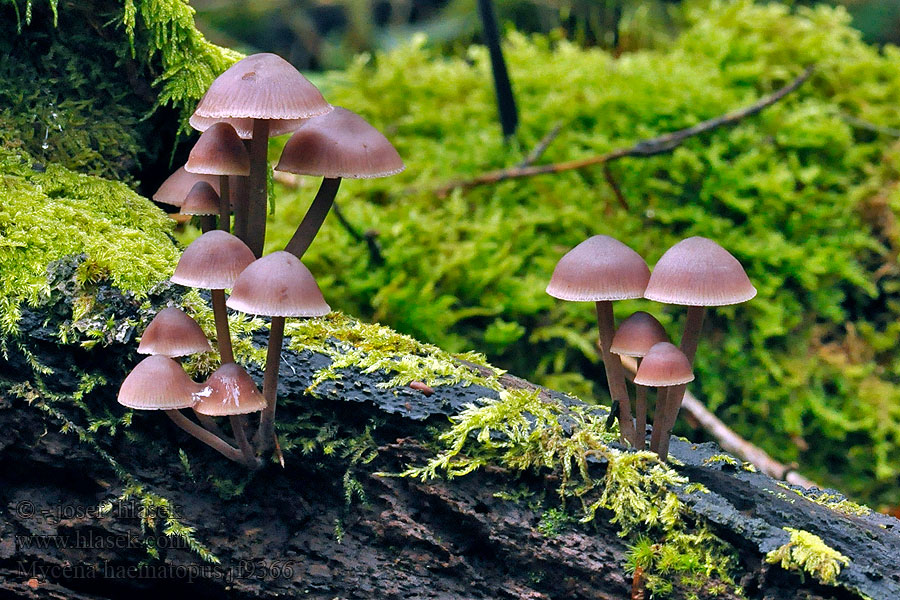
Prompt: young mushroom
<box><xmin>643</xmin><ymin>236</ymin><xmax>756</xmax><ymax>459</ymax></box>
<box><xmin>610</xmin><ymin>311</ymin><xmax>669</xmax><ymax>449</ymax></box>
<box><xmin>546</xmin><ymin>235</ymin><xmax>651</xmax><ymax>446</ymax></box>
<box><xmin>184</xmin><ymin>121</ymin><xmax>251</xmax><ymax>234</ymax></box>
<box><xmin>152</xmin><ymin>166</ymin><xmax>219</xmax><ymax>209</ymax></box>
<box><xmin>189</xmin><ymin>53</ymin><xmax>333</xmax><ymax>256</ymax></box>
<box><xmin>180</xmin><ymin>182</ymin><xmax>222</xmax><ymax>234</ymax></box>
<box><xmin>226</xmin><ymin>251</ymin><xmax>331</xmax><ymax>458</ymax></box>
<box><xmin>274</xmin><ymin>106</ymin><xmax>405</xmax><ymax>258</ymax></box>
<box><xmin>634</xmin><ymin>342</ymin><xmax>694</xmax><ymax>459</ymax></box>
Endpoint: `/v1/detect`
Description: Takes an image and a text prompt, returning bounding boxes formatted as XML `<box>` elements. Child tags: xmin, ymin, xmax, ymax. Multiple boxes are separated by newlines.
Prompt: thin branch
<box><xmin>435</xmin><ymin>66</ymin><xmax>814</xmax><ymax>196</ymax></box>
<box><xmin>841</xmin><ymin>113</ymin><xmax>900</xmax><ymax>138</ymax></box>
<box><xmin>518</xmin><ymin>121</ymin><xmax>563</xmax><ymax>167</ymax></box>
<box><xmin>332</xmin><ymin>201</ymin><xmax>385</xmax><ymax>265</ymax></box>
<box><xmin>619</xmin><ymin>355</ymin><xmax>818</xmax><ymax>489</ymax></box>
<box><xmin>602</xmin><ymin>164</ymin><xmax>629</xmax><ymax>212</ymax></box>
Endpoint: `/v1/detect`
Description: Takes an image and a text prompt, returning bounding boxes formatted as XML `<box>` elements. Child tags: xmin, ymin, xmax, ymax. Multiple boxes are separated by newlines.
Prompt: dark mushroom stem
<box><xmin>219</xmin><ymin>175</ymin><xmax>230</xmax><ymax>232</ymax></box>
<box><xmin>246</xmin><ymin>119</ymin><xmax>271</xmax><ymax>257</ymax></box>
<box><xmin>199</xmin><ymin>215</ymin><xmax>215</xmax><ymax>234</ymax></box>
<box><xmin>284</xmin><ymin>177</ymin><xmax>342</xmax><ymax>258</ymax></box>
<box><xmin>257</xmin><ymin>315</ymin><xmax>285</xmax><ymax>456</ymax></box>
<box><xmin>231</xmin><ymin>415</ymin><xmax>261</xmax><ymax>469</ymax></box>
<box><xmin>165</xmin><ymin>409</ymin><xmax>248</xmax><ymax>465</ymax></box>
<box><xmin>655</xmin><ymin>305</ymin><xmax>706</xmax><ymax>459</ymax></box>
<box><xmin>634</xmin><ymin>357</ymin><xmax>648</xmax><ymax>449</ymax></box>
<box><xmin>210</xmin><ymin>289</ymin><xmax>235</xmax><ymax>364</ymax></box>
<box><xmin>595</xmin><ymin>301</ymin><xmax>637</xmax><ymax>446</ymax></box>
<box><xmin>233</xmin><ymin>174</ymin><xmax>249</xmax><ymax>241</ymax></box>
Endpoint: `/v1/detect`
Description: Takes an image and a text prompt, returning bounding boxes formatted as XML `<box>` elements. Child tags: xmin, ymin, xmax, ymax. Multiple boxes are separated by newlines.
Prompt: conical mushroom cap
<box><xmin>188</xmin><ymin>115</ymin><xmax>307</xmax><ymax>139</ymax></box>
<box><xmin>138</xmin><ymin>307</ymin><xmax>211</xmax><ymax>357</ymax></box>
<box><xmin>546</xmin><ymin>235</ymin><xmax>650</xmax><ymax>301</ymax></box>
<box><xmin>633</xmin><ymin>342</ymin><xmax>694</xmax><ymax>387</ymax></box>
<box><xmin>191</xmin><ymin>53</ymin><xmax>332</xmax><ymax>121</ymax></box>
<box><xmin>193</xmin><ymin>363</ymin><xmax>267</xmax><ymax>416</ymax></box>
<box><xmin>275</xmin><ymin>107</ymin><xmax>405</xmax><ymax>179</ymax></box>
<box><xmin>153</xmin><ymin>167</ymin><xmax>220</xmax><ymax>207</ymax></box>
<box><xmin>171</xmin><ymin>230</ymin><xmax>255</xmax><ymax>289</ymax></box>
<box><xmin>185</xmin><ymin>122</ymin><xmax>251</xmax><ymax>176</ymax></box>
<box><xmin>227</xmin><ymin>251</ymin><xmax>330</xmax><ymax>317</ymax></box>
<box><xmin>644</xmin><ymin>237</ymin><xmax>757</xmax><ymax>306</ymax></box>
<box><xmin>180</xmin><ymin>182</ymin><xmax>221</xmax><ymax>217</ymax></box>
<box><xmin>118</xmin><ymin>355</ymin><xmax>200</xmax><ymax>410</ymax></box>
<box><xmin>611</xmin><ymin>311</ymin><xmax>668</xmax><ymax>357</ymax></box>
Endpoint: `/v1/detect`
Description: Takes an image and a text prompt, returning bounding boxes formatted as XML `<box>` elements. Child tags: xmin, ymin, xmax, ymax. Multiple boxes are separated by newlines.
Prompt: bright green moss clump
<box><xmin>765</xmin><ymin>527</ymin><xmax>850</xmax><ymax>586</ymax></box>
<box><xmin>263</xmin><ymin>0</ymin><xmax>900</xmax><ymax>505</ymax></box>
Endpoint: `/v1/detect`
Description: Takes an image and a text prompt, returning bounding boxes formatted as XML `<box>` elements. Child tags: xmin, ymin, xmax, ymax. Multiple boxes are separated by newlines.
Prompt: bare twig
<box><xmin>841</xmin><ymin>113</ymin><xmax>900</xmax><ymax>138</ymax></box>
<box><xmin>518</xmin><ymin>121</ymin><xmax>563</xmax><ymax>167</ymax></box>
<box><xmin>619</xmin><ymin>354</ymin><xmax>818</xmax><ymax>489</ymax></box>
<box><xmin>602</xmin><ymin>164</ymin><xmax>629</xmax><ymax>212</ymax></box>
<box><xmin>332</xmin><ymin>201</ymin><xmax>385</xmax><ymax>265</ymax></box>
<box><xmin>435</xmin><ymin>66</ymin><xmax>814</xmax><ymax>196</ymax></box>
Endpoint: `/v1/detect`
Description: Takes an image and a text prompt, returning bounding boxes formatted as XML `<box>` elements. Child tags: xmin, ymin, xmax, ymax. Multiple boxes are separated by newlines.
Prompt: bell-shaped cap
<box><xmin>644</xmin><ymin>237</ymin><xmax>757</xmax><ymax>307</ymax></box>
<box><xmin>611</xmin><ymin>311</ymin><xmax>668</xmax><ymax>358</ymax></box>
<box><xmin>171</xmin><ymin>230</ymin><xmax>255</xmax><ymax>289</ymax></box>
<box><xmin>153</xmin><ymin>167</ymin><xmax>220</xmax><ymax>207</ymax></box>
<box><xmin>180</xmin><ymin>182</ymin><xmax>221</xmax><ymax>217</ymax></box>
<box><xmin>633</xmin><ymin>342</ymin><xmax>694</xmax><ymax>387</ymax></box>
<box><xmin>138</xmin><ymin>307</ymin><xmax>211</xmax><ymax>357</ymax></box>
<box><xmin>227</xmin><ymin>251</ymin><xmax>330</xmax><ymax>317</ymax></box>
<box><xmin>118</xmin><ymin>355</ymin><xmax>200</xmax><ymax>410</ymax></box>
<box><xmin>275</xmin><ymin>107</ymin><xmax>404</xmax><ymax>179</ymax></box>
<box><xmin>193</xmin><ymin>363</ymin><xmax>267</xmax><ymax>416</ymax></box>
<box><xmin>185</xmin><ymin>122</ymin><xmax>251</xmax><ymax>176</ymax></box>
<box><xmin>188</xmin><ymin>115</ymin><xmax>307</xmax><ymax>139</ymax></box>
<box><xmin>546</xmin><ymin>235</ymin><xmax>650</xmax><ymax>302</ymax></box>
<box><xmin>191</xmin><ymin>53</ymin><xmax>332</xmax><ymax>122</ymax></box>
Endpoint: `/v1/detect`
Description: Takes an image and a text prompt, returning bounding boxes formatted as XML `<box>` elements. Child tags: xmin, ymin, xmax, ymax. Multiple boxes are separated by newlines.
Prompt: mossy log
<box><xmin>1</xmin><ymin>278</ymin><xmax>898</xmax><ymax>600</ymax></box>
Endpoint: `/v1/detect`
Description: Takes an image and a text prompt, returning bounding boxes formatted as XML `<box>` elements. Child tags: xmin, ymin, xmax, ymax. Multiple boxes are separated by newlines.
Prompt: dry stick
<box><xmin>246</xmin><ymin>119</ymin><xmax>270</xmax><ymax>257</ymax></box>
<box><xmin>620</xmin><ymin>355</ymin><xmax>818</xmax><ymax>489</ymax></box>
<box><xmin>602</xmin><ymin>164</ymin><xmax>630</xmax><ymax>212</ymax></box>
<box><xmin>518</xmin><ymin>121</ymin><xmax>563</xmax><ymax>168</ymax></box>
<box><xmin>165</xmin><ymin>410</ymin><xmax>245</xmax><ymax>464</ymax></box>
<box><xmin>434</xmin><ymin>66</ymin><xmax>814</xmax><ymax>196</ymax></box>
<box><xmin>284</xmin><ymin>177</ymin><xmax>342</xmax><ymax>258</ymax></box>
<box><xmin>332</xmin><ymin>202</ymin><xmax>385</xmax><ymax>265</ymax></box>
<box><xmin>596</xmin><ymin>301</ymin><xmax>637</xmax><ymax>446</ymax></box>
<box><xmin>219</xmin><ymin>175</ymin><xmax>230</xmax><ymax>232</ymax></box>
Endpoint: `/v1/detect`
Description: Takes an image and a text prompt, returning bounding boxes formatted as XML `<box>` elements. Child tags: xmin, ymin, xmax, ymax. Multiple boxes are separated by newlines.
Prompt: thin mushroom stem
<box><xmin>219</xmin><ymin>175</ymin><xmax>230</xmax><ymax>232</ymax></box>
<box><xmin>657</xmin><ymin>305</ymin><xmax>706</xmax><ymax>460</ymax></box>
<box><xmin>165</xmin><ymin>409</ymin><xmax>245</xmax><ymax>464</ymax></box>
<box><xmin>246</xmin><ymin>119</ymin><xmax>271</xmax><ymax>257</ymax></box>
<box><xmin>233</xmin><ymin>174</ymin><xmax>249</xmax><ymax>242</ymax></box>
<box><xmin>595</xmin><ymin>300</ymin><xmax>637</xmax><ymax>446</ymax></box>
<box><xmin>649</xmin><ymin>387</ymin><xmax>669</xmax><ymax>453</ymax></box>
<box><xmin>230</xmin><ymin>415</ymin><xmax>261</xmax><ymax>469</ymax></box>
<box><xmin>210</xmin><ymin>289</ymin><xmax>235</xmax><ymax>364</ymax></box>
<box><xmin>634</xmin><ymin>357</ymin><xmax>647</xmax><ymax>449</ymax></box>
<box><xmin>257</xmin><ymin>315</ymin><xmax>285</xmax><ymax>456</ymax></box>
<box><xmin>192</xmin><ymin>410</ymin><xmax>232</xmax><ymax>443</ymax></box>
<box><xmin>284</xmin><ymin>177</ymin><xmax>342</xmax><ymax>258</ymax></box>
<box><xmin>199</xmin><ymin>215</ymin><xmax>215</xmax><ymax>233</ymax></box>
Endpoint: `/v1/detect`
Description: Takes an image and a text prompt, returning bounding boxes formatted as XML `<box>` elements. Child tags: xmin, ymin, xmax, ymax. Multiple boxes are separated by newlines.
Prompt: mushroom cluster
<box><xmin>121</xmin><ymin>53</ymin><xmax>404</xmax><ymax>468</ymax></box>
<box><xmin>547</xmin><ymin>235</ymin><xmax>755</xmax><ymax>460</ymax></box>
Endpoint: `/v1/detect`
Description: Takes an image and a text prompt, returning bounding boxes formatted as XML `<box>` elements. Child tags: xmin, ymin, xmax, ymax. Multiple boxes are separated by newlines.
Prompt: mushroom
<box><xmin>546</xmin><ymin>235</ymin><xmax>650</xmax><ymax>446</ymax></box>
<box><xmin>194</xmin><ymin>362</ymin><xmax>267</xmax><ymax>468</ymax></box>
<box><xmin>644</xmin><ymin>236</ymin><xmax>756</xmax><ymax>459</ymax></box>
<box><xmin>227</xmin><ymin>251</ymin><xmax>330</xmax><ymax>457</ymax></box>
<box><xmin>152</xmin><ymin>166</ymin><xmax>220</xmax><ymax>208</ymax></box>
<box><xmin>137</xmin><ymin>307</ymin><xmax>211</xmax><ymax>358</ymax></box>
<box><xmin>190</xmin><ymin>53</ymin><xmax>333</xmax><ymax>256</ymax></box>
<box><xmin>633</xmin><ymin>342</ymin><xmax>694</xmax><ymax>457</ymax></box>
<box><xmin>180</xmin><ymin>182</ymin><xmax>222</xmax><ymax>234</ymax></box>
<box><xmin>118</xmin><ymin>355</ymin><xmax>247</xmax><ymax>464</ymax></box>
<box><xmin>610</xmin><ymin>311</ymin><xmax>669</xmax><ymax>449</ymax></box>
<box><xmin>184</xmin><ymin>122</ymin><xmax>250</xmax><ymax>234</ymax></box>
<box><xmin>274</xmin><ymin>106</ymin><xmax>405</xmax><ymax>259</ymax></box>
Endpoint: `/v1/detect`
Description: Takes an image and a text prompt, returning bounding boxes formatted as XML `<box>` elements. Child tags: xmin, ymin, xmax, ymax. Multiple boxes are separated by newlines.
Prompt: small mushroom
<box><xmin>180</xmin><ymin>182</ymin><xmax>222</xmax><ymax>234</ymax></box>
<box><xmin>610</xmin><ymin>311</ymin><xmax>668</xmax><ymax>449</ymax></box>
<box><xmin>546</xmin><ymin>235</ymin><xmax>650</xmax><ymax>446</ymax></box>
<box><xmin>137</xmin><ymin>307</ymin><xmax>211</xmax><ymax>358</ymax></box>
<box><xmin>644</xmin><ymin>237</ymin><xmax>756</xmax><ymax>459</ymax></box>
<box><xmin>185</xmin><ymin>122</ymin><xmax>251</xmax><ymax>234</ymax></box>
<box><xmin>152</xmin><ymin>166</ymin><xmax>219</xmax><ymax>208</ymax></box>
<box><xmin>227</xmin><ymin>251</ymin><xmax>330</xmax><ymax>458</ymax></box>
<box><xmin>275</xmin><ymin>107</ymin><xmax>405</xmax><ymax>259</ymax></box>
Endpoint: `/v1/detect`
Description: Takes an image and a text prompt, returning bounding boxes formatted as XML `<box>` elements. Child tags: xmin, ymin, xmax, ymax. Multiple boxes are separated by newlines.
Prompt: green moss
<box><xmin>775</xmin><ymin>483</ymin><xmax>872</xmax><ymax>518</ymax></box>
<box><xmin>765</xmin><ymin>527</ymin><xmax>850</xmax><ymax>586</ymax></box>
<box><xmin>400</xmin><ymin>388</ymin><xmax>737</xmax><ymax>597</ymax></box>
<box><xmin>702</xmin><ymin>454</ymin><xmax>740</xmax><ymax>468</ymax></box>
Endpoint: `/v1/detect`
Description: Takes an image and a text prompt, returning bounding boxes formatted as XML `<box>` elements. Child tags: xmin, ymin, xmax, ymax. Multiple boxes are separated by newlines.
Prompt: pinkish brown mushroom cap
<box><xmin>185</xmin><ymin>122</ymin><xmax>251</xmax><ymax>176</ymax></box>
<box><xmin>188</xmin><ymin>115</ymin><xmax>307</xmax><ymax>139</ymax></box>
<box><xmin>191</xmin><ymin>53</ymin><xmax>332</xmax><ymax>122</ymax></box>
<box><xmin>193</xmin><ymin>363</ymin><xmax>267</xmax><ymax>416</ymax></box>
<box><xmin>226</xmin><ymin>251</ymin><xmax>330</xmax><ymax>317</ymax></box>
<box><xmin>546</xmin><ymin>235</ymin><xmax>650</xmax><ymax>302</ymax></box>
<box><xmin>153</xmin><ymin>167</ymin><xmax>220</xmax><ymax>207</ymax></box>
<box><xmin>180</xmin><ymin>182</ymin><xmax>221</xmax><ymax>217</ymax></box>
<box><xmin>633</xmin><ymin>342</ymin><xmax>694</xmax><ymax>387</ymax></box>
<box><xmin>118</xmin><ymin>355</ymin><xmax>200</xmax><ymax>410</ymax></box>
<box><xmin>610</xmin><ymin>311</ymin><xmax>669</xmax><ymax>358</ymax></box>
<box><xmin>274</xmin><ymin>107</ymin><xmax>405</xmax><ymax>179</ymax></box>
<box><xmin>644</xmin><ymin>237</ymin><xmax>757</xmax><ymax>307</ymax></box>
<box><xmin>171</xmin><ymin>230</ymin><xmax>256</xmax><ymax>289</ymax></box>
<box><xmin>138</xmin><ymin>307</ymin><xmax>211</xmax><ymax>357</ymax></box>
